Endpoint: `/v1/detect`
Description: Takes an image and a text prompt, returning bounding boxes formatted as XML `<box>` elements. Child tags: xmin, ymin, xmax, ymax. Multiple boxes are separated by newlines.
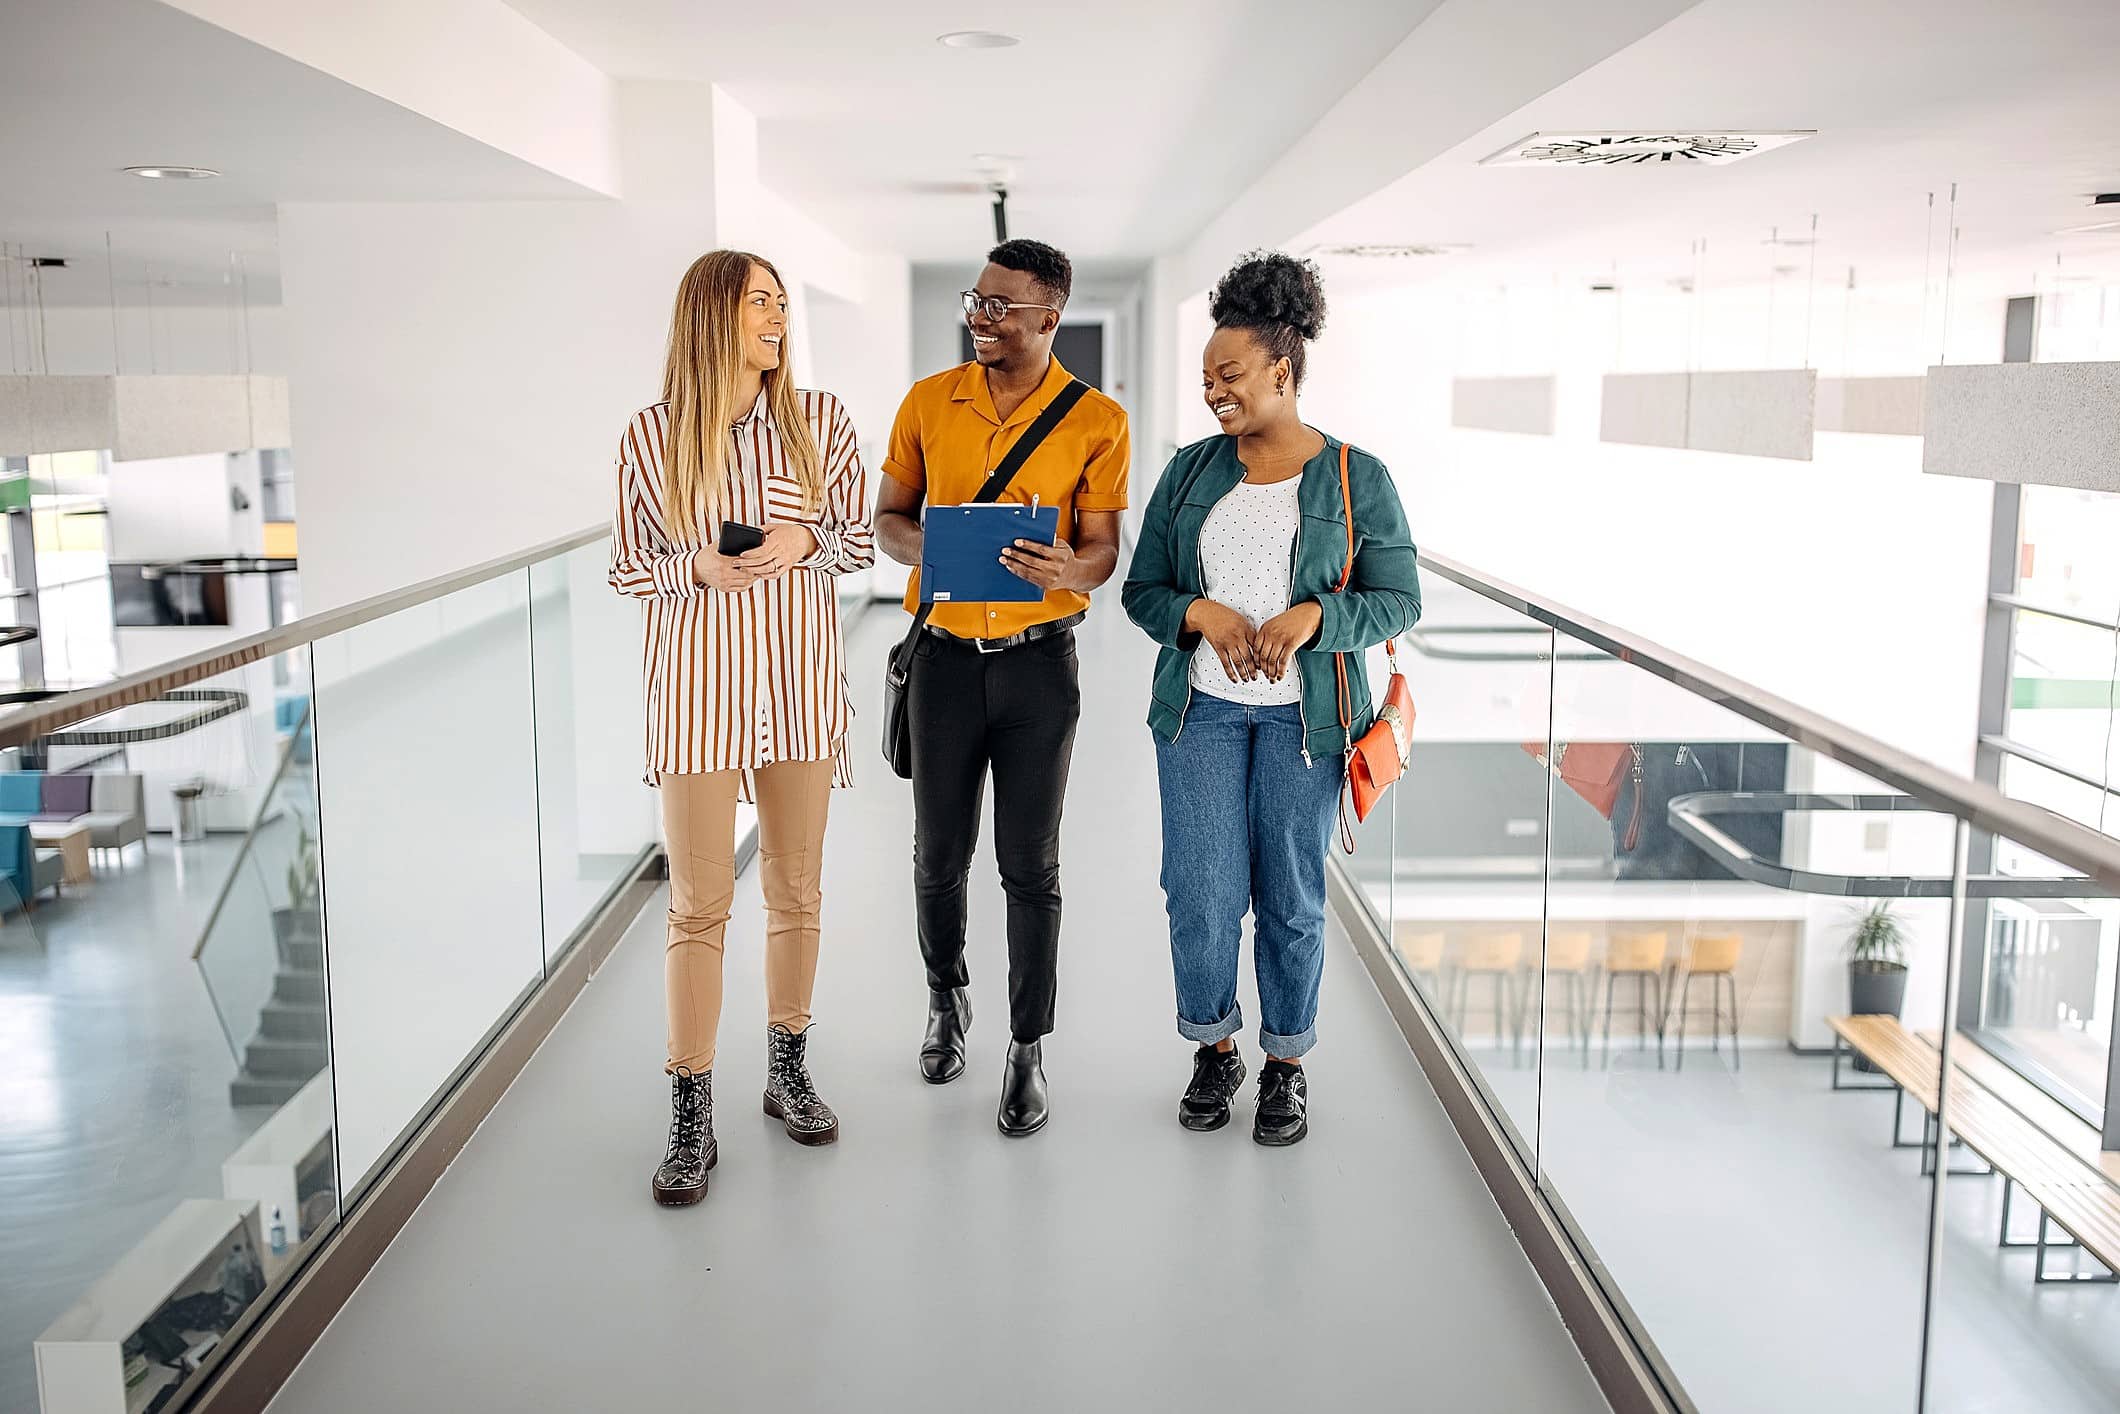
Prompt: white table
<box><xmin>30</xmin><ymin>819</ymin><xmax>93</xmax><ymax>885</ymax></box>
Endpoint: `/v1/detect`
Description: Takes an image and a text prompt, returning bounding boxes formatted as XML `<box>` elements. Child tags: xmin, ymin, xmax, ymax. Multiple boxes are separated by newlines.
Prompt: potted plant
<box><xmin>1847</xmin><ymin>901</ymin><xmax>1908</xmax><ymax>1069</ymax></box>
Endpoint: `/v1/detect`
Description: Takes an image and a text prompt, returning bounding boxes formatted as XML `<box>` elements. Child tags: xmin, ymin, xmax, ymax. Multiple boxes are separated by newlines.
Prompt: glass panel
<box><xmin>527</xmin><ymin>542</ymin><xmax>658</xmax><ymax>963</ymax></box>
<box><xmin>1380</xmin><ymin>577</ymin><xmax>1554</xmax><ymax>1157</ymax></box>
<box><xmin>2001</xmin><ymin>753</ymin><xmax>2119</xmax><ymax>836</ymax></box>
<box><xmin>1964</xmin><ymin>814</ymin><xmax>2117</xmax><ymax>1127</ymax></box>
<box><xmin>2004</xmin><ymin>609</ymin><xmax>2118</xmax><ymax>793</ymax></box>
<box><xmin>2017</xmin><ymin>484</ymin><xmax>2120</xmax><ymax>626</ymax></box>
<box><xmin>309</xmin><ymin>570</ymin><xmax>544</xmax><ymax>1200</ymax></box>
<box><xmin>1536</xmin><ymin>629</ymin><xmax>1959</xmax><ymax>1414</ymax></box>
<box><xmin>1926</xmin><ymin>819</ymin><xmax>2120</xmax><ymax>1414</ymax></box>
<box><xmin>0</xmin><ymin>645</ymin><xmax>333</xmax><ymax>1414</ymax></box>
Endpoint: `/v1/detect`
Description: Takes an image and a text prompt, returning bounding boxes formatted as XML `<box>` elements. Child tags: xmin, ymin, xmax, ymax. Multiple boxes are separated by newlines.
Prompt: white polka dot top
<box><xmin>1190</xmin><ymin>474</ymin><xmax>1304</xmax><ymax>705</ymax></box>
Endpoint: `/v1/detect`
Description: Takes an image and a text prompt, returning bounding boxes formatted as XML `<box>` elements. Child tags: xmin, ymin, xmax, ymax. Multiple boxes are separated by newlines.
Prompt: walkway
<box><xmin>267</xmin><ymin>602</ymin><xmax>1607</xmax><ymax>1413</ymax></box>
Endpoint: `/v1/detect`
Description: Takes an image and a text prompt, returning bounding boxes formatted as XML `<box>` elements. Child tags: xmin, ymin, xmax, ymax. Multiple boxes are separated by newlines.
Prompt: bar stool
<box><xmin>1600</xmin><ymin>930</ymin><xmax>1667</xmax><ymax>1069</ymax></box>
<box><xmin>1395</xmin><ymin>928</ymin><xmax>1447</xmax><ymax>999</ymax></box>
<box><xmin>1669</xmin><ymin>933</ymin><xmax>1744</xmax><ymax>1071</ymax></box>
<box><xmin>1450</xmin><ymin>932</ymin><xmax>1526</xmax><ymax>1063</ymax></box>
<box><xmin>1540</xmin><ymin>931</ymin><xmax>1597</xmax><ymax>1068</ymax></box>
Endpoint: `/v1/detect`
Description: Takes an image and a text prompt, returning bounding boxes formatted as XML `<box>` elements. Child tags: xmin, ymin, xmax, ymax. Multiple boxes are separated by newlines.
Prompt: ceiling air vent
<box><xmin>1306</xmin><ymin>243</ymin><xmax>1469</xmax><ymax>259</ymax></box>
<box><xmin>1480</xmin><ymin>131</ymin><xmax>1812</xmax><ymax>167</ymax></box>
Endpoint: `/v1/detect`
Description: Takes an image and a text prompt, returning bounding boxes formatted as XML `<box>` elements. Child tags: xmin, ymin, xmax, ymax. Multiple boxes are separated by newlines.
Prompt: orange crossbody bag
<box><xmin>1329</xmin><ymin>442</ymin><xmax>1416</xmax><ymax>852</ymax></box>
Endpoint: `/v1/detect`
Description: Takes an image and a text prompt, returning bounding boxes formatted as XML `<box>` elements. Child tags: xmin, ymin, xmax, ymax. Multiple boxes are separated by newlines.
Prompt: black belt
<box><xmin>921</xmin><ymin>611</ymin><xmax>1085</xmax><ymax>656</ymax></box>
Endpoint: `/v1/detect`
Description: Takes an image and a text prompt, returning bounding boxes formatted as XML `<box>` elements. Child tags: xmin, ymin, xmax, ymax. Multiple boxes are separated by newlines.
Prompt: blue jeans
<box><xmin>1153</xmin><ymin>695</ymin><xmax>1344</xmax><ymax>1058</ymax></box>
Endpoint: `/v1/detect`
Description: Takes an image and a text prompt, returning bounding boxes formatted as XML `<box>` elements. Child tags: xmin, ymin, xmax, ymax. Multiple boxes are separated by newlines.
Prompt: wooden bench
<box><xmin>1827</xmin><ymin>1014</ymin><xmax>1938</xmax><ymax>1152</ymax></box>
<box><xmin>1827</xmin><ymin>1014</ymin><xmax>2120</xmax><ymax>1285</ymax></box>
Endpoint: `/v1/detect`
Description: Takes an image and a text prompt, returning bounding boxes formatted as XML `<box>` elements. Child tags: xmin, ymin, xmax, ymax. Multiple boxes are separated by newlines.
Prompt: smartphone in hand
<box><xmin>717</xmin><ymin>521</ymin><xmax>766</xmax><ymax>557</ymax></box>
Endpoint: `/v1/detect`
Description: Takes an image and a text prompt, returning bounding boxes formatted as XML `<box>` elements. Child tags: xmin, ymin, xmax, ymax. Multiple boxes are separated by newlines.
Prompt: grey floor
<box><xmin>0</xmin><ymin>833</ymin><xmax>270</xmax><ymax>1414</ymax></box>
<box><xmin>265</xmin><ymin>603</ymin><xmax>1609</xmax><ymax>1414</ymax></box>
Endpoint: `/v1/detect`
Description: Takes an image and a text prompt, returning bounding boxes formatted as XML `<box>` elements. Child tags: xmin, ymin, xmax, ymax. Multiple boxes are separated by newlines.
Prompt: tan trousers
<box><xmin>660</xmin><ymin>757</ymin><xmax>835</xmax><ymax>1074</ymax></box>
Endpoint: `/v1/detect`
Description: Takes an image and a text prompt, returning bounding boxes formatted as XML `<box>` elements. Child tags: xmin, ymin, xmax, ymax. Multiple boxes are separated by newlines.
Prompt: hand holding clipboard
<box><xmin>919</xmin><ymin>497</ymin><xmax>1064</xmax><ymax>603</ymax></box>
<box><xmin>997</xmin><ymin>519</ymin><xmax>1080</xmax><ymax>592</ymax></box>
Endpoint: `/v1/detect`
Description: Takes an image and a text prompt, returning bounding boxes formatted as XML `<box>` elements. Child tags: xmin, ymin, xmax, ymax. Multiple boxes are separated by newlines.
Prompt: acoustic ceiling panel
<box><xmin>1816</xmin><ymin>376</ymin><xmax>1925</xmax><ymax>436</ymax></box>
<box><xmin>1923</xmin><ymin>361</ymin><xmax>2120</xmax><ymax>493</ymax></box>
<box><xmin>1599</xmin><ymin>372</ymin><xmax>1689</xmax><ymax>450</ymax></box>
<box><xmin>111</xmin><ymin>376</ymin><xmax>254</xmax><ymax>462</ymax></box>
<box><xmin>1451</xmin><ymin>376</ymin><xmax>1556</xmax><ymax>435</ymax></box>
<box><xmin>1687</xmin><ymin>369</ymin><xmax>1815</xmax><ymax>460</ymax></box>
<box><xmin>246</xmin><ymin>375</ymin><xmax>292</xmax><ymax>451</ymax></box>
<box><xmin>0</xmin><ymin>374</ymin><xmax>292</xmax><ymax>460</ymax></box>
<box><xmin>0</xmin><ymin>375</ymin><xmax>117</xmax><ymax>455</ymax></box>
<box><xmin>1600</xmin><ymin>370</ymin><xmax>1817</xmax><ymax>460</ymax></box>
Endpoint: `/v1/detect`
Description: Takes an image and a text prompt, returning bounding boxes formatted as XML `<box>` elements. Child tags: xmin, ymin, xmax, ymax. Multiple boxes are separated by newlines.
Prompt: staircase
<box><xmin>228</xmin><ymin>909</ymin><xmax>330</xmax><ymax>1107</ymax></box>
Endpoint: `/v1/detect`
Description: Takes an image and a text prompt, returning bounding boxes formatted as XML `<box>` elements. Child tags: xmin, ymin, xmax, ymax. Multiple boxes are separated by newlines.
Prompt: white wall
<box><xmin>280</xmin><ymin>82</ymin><xmax>908</xmax><ymax>614</ymax></box>
<box><xmin>910</xmin><ymin>264</ymin><xmax>971</xmax><ymax>383</ymax></box>
<box><xmin>104</xmin><ymin>448</ymin><xmax>268</xmax><ymax>559</ymax></box>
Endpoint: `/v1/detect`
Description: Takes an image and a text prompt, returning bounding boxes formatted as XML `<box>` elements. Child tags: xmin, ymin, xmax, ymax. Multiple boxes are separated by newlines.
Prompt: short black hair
<box><xmin>988</xmin><ymin>239</ymin><xmax>1072</xmax><ymax>309</ymax></box>
<box><xmin>1208</xmin><ymin>250</ymin><xmax>1326</xmax><ymax>388</ymax></box>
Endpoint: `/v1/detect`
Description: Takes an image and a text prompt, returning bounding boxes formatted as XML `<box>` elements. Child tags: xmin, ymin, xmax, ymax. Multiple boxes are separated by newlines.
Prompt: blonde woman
<box><xmin>610</xmin><ymin>250</ymin><xmax>873</xmax><ymax>1206</ymax></box>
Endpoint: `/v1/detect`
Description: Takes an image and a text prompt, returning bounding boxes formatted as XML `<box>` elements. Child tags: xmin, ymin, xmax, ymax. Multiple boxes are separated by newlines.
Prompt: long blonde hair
<box><xmin>660</xmin><ymin>250</ymin><xmax>823</xmax><ymax>538</ymax></box>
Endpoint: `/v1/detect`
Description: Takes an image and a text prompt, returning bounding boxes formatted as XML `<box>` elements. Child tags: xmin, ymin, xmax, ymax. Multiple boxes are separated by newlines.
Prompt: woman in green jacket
<box><xmin>1121</xmin><ymin>251</ymin><xmax>1421</xmax><ymax>1145</ymax></box>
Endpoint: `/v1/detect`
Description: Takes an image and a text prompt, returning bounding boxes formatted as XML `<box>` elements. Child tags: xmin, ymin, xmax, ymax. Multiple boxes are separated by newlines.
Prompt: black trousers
<box><xmin>907</xmin><ymin>628</ymin><xmax>1081</xmax><ymax>1042</ymax></box>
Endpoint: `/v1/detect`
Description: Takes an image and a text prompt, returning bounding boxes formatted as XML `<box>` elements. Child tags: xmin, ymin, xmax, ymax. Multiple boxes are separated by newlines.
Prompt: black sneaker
<box><xmin>1253</xmin><ymin>1060</ymin><xmax>1308</xmax><ymax>1146</ymax></box>
<box><xmin>1178</xmin><ymin>1044</ymin><xmax>1247</xmax><ymax>1132</ymax></box>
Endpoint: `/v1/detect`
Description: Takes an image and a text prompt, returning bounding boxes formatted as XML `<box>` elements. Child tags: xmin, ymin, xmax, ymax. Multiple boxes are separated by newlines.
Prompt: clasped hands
<box><xmin>1185</xmin><ymin>598</ymin><xmax>1324</xmax><ymax>683</ymax></box>
<box><xmin>692</xmin><ymin>523</ymin><xmax>819</xmax><ymax>592</ymax></box>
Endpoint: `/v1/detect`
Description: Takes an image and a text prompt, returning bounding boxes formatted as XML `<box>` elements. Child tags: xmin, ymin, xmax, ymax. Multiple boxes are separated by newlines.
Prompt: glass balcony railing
<box><xmin>0</xmin><ymin>526</ymin><xmax>661</xmax><ymax>1414</ymax></box>
<box><xmin>1333</xmin><ymin>551</ymin><xmax>2120</xmax><ymax>1414</ymax></box>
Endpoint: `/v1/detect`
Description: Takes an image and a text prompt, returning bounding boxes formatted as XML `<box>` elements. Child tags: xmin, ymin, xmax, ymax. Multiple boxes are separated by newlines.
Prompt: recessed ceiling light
<box><xmin>125</xmin><ymin>165</ymin><xmax>220</xmax><ymax>180</ymax></box>
<box><xmin>937</xmin><ymin>31</ymin><xmax>1018</xmax><ymax>48</ymax></box>
<box><xmin>1479</xmin><ymin>131</ymin><xmax>1813</xmax><ymax>167</ymax></box>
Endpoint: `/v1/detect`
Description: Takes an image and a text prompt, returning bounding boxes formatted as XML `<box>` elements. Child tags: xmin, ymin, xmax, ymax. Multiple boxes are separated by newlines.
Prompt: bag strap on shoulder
<box><xmin>899</xmin><ymin>378</ymin><xmax>1090</xmax><ymax>645</ymax></box>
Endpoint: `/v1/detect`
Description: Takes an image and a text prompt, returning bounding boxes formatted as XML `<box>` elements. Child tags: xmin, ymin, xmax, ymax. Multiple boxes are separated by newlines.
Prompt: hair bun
<box><xmin>1208</xmin><ymin>251</ymin><xmax>1326</xmax><ymax>342</ymax></box>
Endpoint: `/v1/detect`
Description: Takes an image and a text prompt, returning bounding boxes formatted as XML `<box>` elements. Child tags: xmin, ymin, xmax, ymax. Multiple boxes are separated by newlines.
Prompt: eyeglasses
<box><xmin>960</xmin><ymin>290</ymin><xmax>1058</xmax><ymax>324</ymax></box>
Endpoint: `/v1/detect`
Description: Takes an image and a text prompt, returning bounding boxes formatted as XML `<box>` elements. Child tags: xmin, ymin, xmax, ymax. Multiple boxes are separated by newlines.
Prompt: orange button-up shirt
<box><xmin>881</xmin><ymin>355</ymin><xmax>1130</xmax><ymax>639</ymax></box>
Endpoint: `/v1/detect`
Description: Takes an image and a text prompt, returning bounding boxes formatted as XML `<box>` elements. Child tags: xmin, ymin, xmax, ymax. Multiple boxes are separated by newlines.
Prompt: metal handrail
<box><xmin>1417</xmin><ymin>549</ymin><xmax>2120</xmax><ymax>892</ymax></box>
<box><xmin>1665</xmin><ymin>791</ymin><xmax>2112</xmax><ymax>898</ymax></box>
<box><xmin>1980</xmin><ymin>733</ymin><xmax>2119</xmax><ymax>796</ymax></box>
<box><xmin>0</xmin><ymin>524</ymin><xmax>606</xmax><ymax>748</ymax></box>
<box><xmin>1405</xmin><ymin>624</ymin><xmax>1612</xmax><ymax>663</ymax></box>
<box><xmin>0</xmin><ymin>527</ymin><xmax>2111</xmax><ymax>894</ymax></box>
<box><xmin>1989</xmin><ymin>591</ymin><xmax>2120</xmax><ymax>634</ymax></box>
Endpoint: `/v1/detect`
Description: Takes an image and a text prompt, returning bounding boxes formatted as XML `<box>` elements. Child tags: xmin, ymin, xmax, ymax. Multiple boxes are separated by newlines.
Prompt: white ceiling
<box><xmin>0</xmin><ymin>0</ymin><xmax>599</xmax><ymax>302</ymax></box>
<box><xmin>501</xmin><ymin>0</ymin><xmax>1443</xmax><ymax>263</ymax></box>
<box><xmin>1299</xmin><ymin>0</ymin><xmax>2120</xmax><ymax>298</ymax></box>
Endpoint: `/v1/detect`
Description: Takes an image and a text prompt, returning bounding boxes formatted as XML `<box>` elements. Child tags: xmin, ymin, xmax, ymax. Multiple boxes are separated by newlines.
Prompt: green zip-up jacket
<box><xmin>1122</xmin><ymin>432</ymin><xmax>1422</xmax><ymax>762</ymax></box>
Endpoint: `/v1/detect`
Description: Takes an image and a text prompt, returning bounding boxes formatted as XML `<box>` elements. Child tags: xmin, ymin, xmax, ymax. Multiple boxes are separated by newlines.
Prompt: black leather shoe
<box><xmin>652</xmin><ymin>1067</ymin><xmax>715</xmax><ymax>1205</ymax></box>
<box><xmin>997</xmin><ymin>1039</ymin><xmax>1049</xmax><ymax>1136</ymax></box>
<box><xmin>1179</xmin><ymin>1044</ymin><xmax>1247</xmax><ymax>1132</ymax></box>
<box><xmin>921</xmin><ymin>987</ymin><xmax>972</xmax><ymax>1085</ymax></box>
<box><xmin>1253</xmin><ymin>1060</ymin><xmax>1308</xmax><ymax>1147</ymax></box>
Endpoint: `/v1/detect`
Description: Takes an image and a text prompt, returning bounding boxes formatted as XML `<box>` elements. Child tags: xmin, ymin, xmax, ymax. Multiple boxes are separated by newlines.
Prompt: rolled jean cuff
<box><xmin>1260</xmin><ymin>1024</ymin><xmax>1317</xmax><ymax>1059</ymax></box>
<box><xmin>1177</xmin><ymin>1006</ymin><xmax>1243</xmax><ymax>1046</ymax></box>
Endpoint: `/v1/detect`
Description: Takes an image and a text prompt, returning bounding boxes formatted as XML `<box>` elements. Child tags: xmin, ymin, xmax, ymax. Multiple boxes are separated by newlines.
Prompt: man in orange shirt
<box><xmin>876</xmin><ymin>239</ymin><xmax>1130</xmax><ymax>1137</ymax></box>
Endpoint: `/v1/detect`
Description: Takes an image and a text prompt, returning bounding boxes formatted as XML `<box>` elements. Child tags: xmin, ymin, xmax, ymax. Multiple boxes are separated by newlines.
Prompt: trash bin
<box><xmin>173</xmin><ymin>782</ymin><xmax>206</xmax><ymax>843</ymax></box>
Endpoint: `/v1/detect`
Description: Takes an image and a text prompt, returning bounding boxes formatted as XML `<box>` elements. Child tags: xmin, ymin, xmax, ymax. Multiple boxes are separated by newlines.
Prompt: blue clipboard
<box><xmin>920</xmin><ymin>502</ymin><xmax>1061</xmax><ymax>604</ymax></box>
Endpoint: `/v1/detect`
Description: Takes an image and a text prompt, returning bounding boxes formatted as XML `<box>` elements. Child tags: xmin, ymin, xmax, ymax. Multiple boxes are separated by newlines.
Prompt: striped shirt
<box><xmin>609</xmin><ymin>389</ymin><xmax>874</xmax><ymax>794</ymax></box>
